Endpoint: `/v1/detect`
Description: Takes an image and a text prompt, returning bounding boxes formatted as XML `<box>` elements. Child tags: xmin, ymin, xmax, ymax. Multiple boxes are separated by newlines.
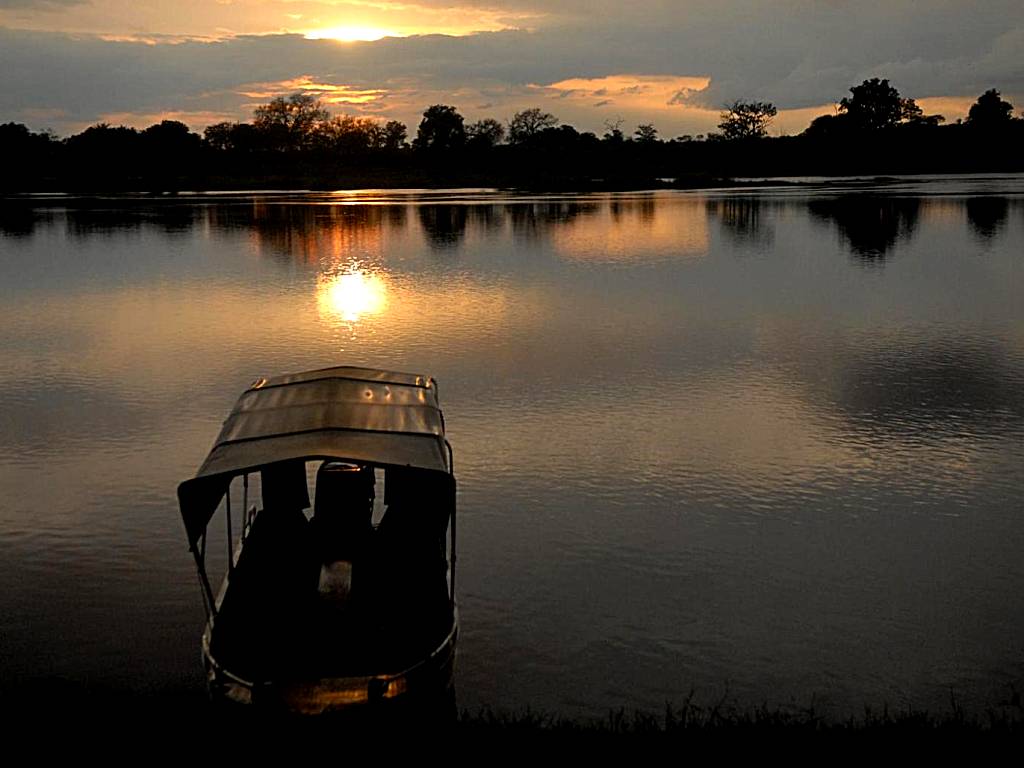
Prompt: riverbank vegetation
<box><xmin>5</xmin><ymin>688</ymin><xmax>1023</xmax><ymax>744</ymax></box>
<box><xmin>458</xmin><ymin>696</ymin><xmax>1024</xmax><ymax>738</ymax></box>
<box><xmin>2</xmin><ymin>80</ymin><xmax>1022</xmax><ymax>192</ymax></box>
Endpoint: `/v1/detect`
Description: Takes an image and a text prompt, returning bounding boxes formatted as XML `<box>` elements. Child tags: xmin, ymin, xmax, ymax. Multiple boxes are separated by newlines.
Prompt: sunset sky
<box><xmin>1</xmin><ymin>1</ymin><xmax>1021</xmax><ymax>137</ymax></box>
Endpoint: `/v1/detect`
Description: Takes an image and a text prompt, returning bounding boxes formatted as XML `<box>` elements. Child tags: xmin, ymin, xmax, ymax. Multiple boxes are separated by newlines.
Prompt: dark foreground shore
<box><xmin>4</xmin><ymin>679</ymin><xmax>1022</xmax><ymax>742</ymax></box>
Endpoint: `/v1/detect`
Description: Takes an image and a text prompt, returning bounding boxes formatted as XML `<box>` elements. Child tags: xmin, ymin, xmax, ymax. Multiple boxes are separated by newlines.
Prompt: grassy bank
<box><xmin>4</xmin><ymin>678</ymin><xmax>1023</xmax><ymax>738</ymax></box>
<box><xmin>458</xmin><ymin>697</ymin><xmax>1024</xmax><ymax>738</ymax></box>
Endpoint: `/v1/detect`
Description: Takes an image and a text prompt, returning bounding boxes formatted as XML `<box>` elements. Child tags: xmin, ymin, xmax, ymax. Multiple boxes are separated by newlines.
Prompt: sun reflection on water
<box><xmin>316</xmin><ymin>270</ymin><xmax>389</xmax><ymax>323</ymax></box>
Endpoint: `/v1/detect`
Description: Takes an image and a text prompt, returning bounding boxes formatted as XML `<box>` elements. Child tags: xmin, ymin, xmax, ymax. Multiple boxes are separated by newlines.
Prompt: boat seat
<box><xmin>377</xmin><ymin>467</ymin><xmax>452</xmax><ymax>559</ymax></box>
<box><xmin>367</xmin><ymin>467</ymin><xmax>453</xmax><ymax>663</ymax></box>
<box><xmin>311</xmin><ymin>461</ymin><xmax>375</xmax><ymax>565</ymax></box>
<box><xmin>260</xmin><ymin>458</ymin><xmax>310</xmax><ymax>514</ymax></box>
<box><xmin>211</xmin><ymin>462</ymin><xmax>318</xmax><ymax>679</ymax></box>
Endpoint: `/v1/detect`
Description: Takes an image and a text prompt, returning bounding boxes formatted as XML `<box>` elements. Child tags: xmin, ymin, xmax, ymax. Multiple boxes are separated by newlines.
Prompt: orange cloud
<box><xmin>546</xmin><ymin>74</ymin><xmax>711</xmax><ymax>111</ymax></box>
<box><xmin>300</xmin><ymin>0</ymin><xmax>541</xmax><ymax>39</ymax></box>
<box><xmin>536</xmin><ymin>74</ymin><xmax>721</xmax><ymax>136</ymax></box>
<box><xmin>0</xmin><ymin>0</ymin><xmax>541</xmax><ymax>40</ymax></box>
<box><xmin>239</xmin><ymin>76</ymin><xmax>387</xmax><ymax>106</ymax></box>
<box><xmin>915</xmin><ymin>95</ymin><xmax>977</xmax><ymax>123</ymax></box>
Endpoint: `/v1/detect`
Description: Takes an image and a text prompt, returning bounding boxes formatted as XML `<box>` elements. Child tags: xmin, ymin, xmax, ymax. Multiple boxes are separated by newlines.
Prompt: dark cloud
<box><xmin>1</xmin><ymin>2</ymin><xmax>1022</xmax><ymax>133</ymax></box>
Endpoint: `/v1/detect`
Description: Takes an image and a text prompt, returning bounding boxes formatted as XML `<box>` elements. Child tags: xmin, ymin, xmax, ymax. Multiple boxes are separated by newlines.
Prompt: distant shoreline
<box><xmin>4</xmin><ymin>171</ymin><xmax>1024</xmax><ymax>200</ymax></box>
<box><xmin>7</xmin><ymin>84</ymin><xmax>1023</xmax><ymax>196</ymax></box>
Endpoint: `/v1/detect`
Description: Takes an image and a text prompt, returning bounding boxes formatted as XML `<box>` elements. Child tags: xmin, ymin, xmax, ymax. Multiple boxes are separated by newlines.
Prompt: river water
<box><xmin>1</xmin><ymin>178</ymin><xmax>1022</xmax><ymax>719</ymax></box>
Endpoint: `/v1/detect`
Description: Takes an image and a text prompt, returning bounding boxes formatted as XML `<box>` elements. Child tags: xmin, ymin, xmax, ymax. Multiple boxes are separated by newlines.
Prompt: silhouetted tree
<box><xmin>508</xmin><ymin>108</ymin><xmax>558</xmax><ymax>144</ymax></box>
<box><xmin>380</xmin><ymin>120</ymin><xmax>408</xmax><ymax>150</ymax></box>
<box><xmin>529</xmin><ymin>124</ymin><xmax>588</xmax><ymax>155</ymax></box>
<box><xmin>966</xmin><ymin>89</ymin><xmax>1016</xmax><ymax>127</ymax></box>
<box><xmin>6</xmin><ymin>81</ymin><xmax>1024</xmax><ymax>191</ymax></box>
<box><xmin>838</xmin><ymin>78</ymin><xmax>921</xmax><ymax>130</ymax></box>
<box><xmin>66</xmin><ymin>123</ymin><xmax>142</xmax><ymax>157</ymax></box>
<box><xmin>137</xmin><ymin>120</ymin><xmax>201</xmax><ymax>185</ymax></box>
<box><xmin>802</xmin><ymin>113</ymin><xmax>847</xmax><ymax>138</ymax></box>
<box><xmin>62</xmin><ymin>123</ymin><xmax>145</xmax><ymax>184</ymax></box>
<box><xmin>718</xmin><ymin>100</ymin><xmax>777</xmax><ymax>140</ymax></box>
<box><xmin>899</xmin><ymin>99</ymin><xmax>945</xmax><ymax>128</ymax></box>
<box><xmin>466</xmin><ymin>118</ymin><xmax>505</xmax><ymax>148</ymax></box>
<box><xmin>313</xmin><ymin>115</ymin><xmax>381</xmax><ymax>154</ymax></box>
<box><xmin>634</xmin><ymin>123</ymin><xmax>659</xmax><ymax>143</ymax></box>
<box><xmin>1</xmin><ymin>122</ymin><xmax>60</xmax><ymax>189</ymax></box>
<box><xmin>142</xmin><ymin>120</ymin><xmax>201</xmax><ymax>153</ymax></box>
<box><xmin>203</xmin><ymin>122</ymin><xmax>235</xmax><ymax>151</ymax></box>
<box><xmin>203</xmin><ymin>121</ymin><xmax>263</xmax><ymax>152</ymax></box>
<box><xmin>1</xmin><ymin>121</ymin><xmax>33</xmax><ymax>146</ymax></box>
<box><xmin>413</xmin><ymin>105</ymin><xmax>465</xmax><ymax>152</ymax></box>
<box><xmin>253</xmin><ymin>93</ymin><xmax>330</xmax><ymax>151</ymax></box>
<box><xmin>602</xmin><ymin>117</ymin><xmax>625</xmax><ymax>143</ymax></box>
<box><xmin>1</xmin><ymin>122</ymin><xmax>57</xmax><ymax>155</ymax></box>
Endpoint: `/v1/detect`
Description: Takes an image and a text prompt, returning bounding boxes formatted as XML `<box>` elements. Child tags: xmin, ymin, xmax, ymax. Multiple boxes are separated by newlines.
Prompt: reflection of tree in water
<box><xmin>63</xmin><ymin>207</ymin><xmax>141</xmax><ymax>238</ymax></box>
<box><xmin>826</xmin><ymin>340</ymin><xmax>1023</xmax><ymax>439</ymax></box>
<box><xmin>809</xmin><ymin>196</ymin><xmax>920</xmax><ymax>261</ymax></box>
<box><xmin>507</xmin><ymin>202</ymin><xmax>601</xmax><ymax>244</ymax></box>
<box><xmin>0</xmin><ymin>203</ymin><xmax>50</xmax><ymax>237</ymax></box>
<box><xmin>2</xmin><ymin>200</ymin><xmax>198</xmax><ymax>239</ymax></box>
<box><xmin>466</xmin><ymin>205</ymin><xmax>505</xmax><ymax>238</ymax></box>
<box><xmin>707</xmin><ymin>196</ymin><xmax>775</xmax><ymax>249</ymax></box>
<box><xmin>62</xmin><ymin>205</ymin><xmax>193</xmax><ymax>238</ymax></box>
<box><xmin>417</xmin><ymin>205</ymin><xmax>468</xmax><ymax>251</ymax></box>
<box><xmin>609</xmin><ymin>195</ymin><xmax>655</xmax><ymax>224</ymax></box>
<box><xmin>141</xmin><ymin>204</ymin><xmax>199</xmax><ymax>234</ymax></box>
<box><xmin>384</xmin><ymin>204</ymin><xmax>408</xmax><ymax>230</ymax></box>
<box><xmin>965</xmin><ymin>197</ymin><xmax>1009</xmax><ymax>241</ymax></box>
<box><xmin>208</xmin><ymin>203</ymin><xmax>405</xmax><ymax>265</ymax></box>
<box><xmin>242</xmin><ymin>205</ymin><xmax>317</xmax><ymax>264</ymax></box>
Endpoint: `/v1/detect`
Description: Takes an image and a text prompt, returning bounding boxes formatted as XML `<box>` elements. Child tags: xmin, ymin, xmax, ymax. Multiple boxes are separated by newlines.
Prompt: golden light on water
<box><xmin>316</xmin><ymin>271</ymin><xmax>389</xmax><ymax>323</ymax></box>
<box><xmin>552</xmin><ymin>198</ymin><xmax>709</xmax><ymax>262</ymax></box>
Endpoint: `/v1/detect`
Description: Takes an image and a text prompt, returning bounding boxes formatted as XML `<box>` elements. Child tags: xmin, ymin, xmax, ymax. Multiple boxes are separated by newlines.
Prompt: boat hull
<box><xmin>200</xmin><ymin>610</ymin><xmax>456</xmax><ymax>720</ymax></box>
<box><xmin>202</xmin><ymin>617</ymin><xmax>457</xmax><ymax>715</ymax></box>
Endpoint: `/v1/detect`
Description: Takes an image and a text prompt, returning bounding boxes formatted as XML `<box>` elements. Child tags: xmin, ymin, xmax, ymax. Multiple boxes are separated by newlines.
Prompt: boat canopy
<box><xmin>177</xmin><ymin>366</ymin><xmax>451</xmax><ymax>548</ymax></box>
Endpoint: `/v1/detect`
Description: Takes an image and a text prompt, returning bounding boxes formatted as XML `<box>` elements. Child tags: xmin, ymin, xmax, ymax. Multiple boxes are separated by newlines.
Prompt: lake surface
<box><xmin>1</xmin><ymin>178</ymin><xmax>1023</xmax><ymax>719</ymax></box>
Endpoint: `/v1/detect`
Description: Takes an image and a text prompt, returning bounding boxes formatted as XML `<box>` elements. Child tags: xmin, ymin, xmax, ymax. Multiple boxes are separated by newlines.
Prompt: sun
<box><xmin>305</xmin><ymin>26</ymin><xmax>399</xmax><ymax>42</ymax></box>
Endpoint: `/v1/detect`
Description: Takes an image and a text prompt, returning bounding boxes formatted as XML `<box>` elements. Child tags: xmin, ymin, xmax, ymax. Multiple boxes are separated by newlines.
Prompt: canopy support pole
<box><xmin>225</xmin><ymin>486</ymin><xmax>233</xmax><ymax>573</ymax></box>
<box><xmin>449</xmin><ymin>507</ymin><xmax>457</xmax><ymax>605</ymax></box>
<box><xmin>191</xmin><ymin>535</ymin><xmax>217</xmax><ymax>619</ymax></box>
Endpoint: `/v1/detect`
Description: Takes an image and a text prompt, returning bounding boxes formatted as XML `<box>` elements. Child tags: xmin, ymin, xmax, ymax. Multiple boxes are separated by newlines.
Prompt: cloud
<box><xmin>0</xmin><ymin>0</ymin><xmax>83</xmax><ymax>7</ymax></box>
<box><xmin>239</xmin><ymin>76</ymin><xmax>387</xmax><ymax>105</ymax></box>
<box><xmin>0</xmin><ymin>0</ymin><xmax>543</xmax><ymax>38</ymax></box>
<box><xmin>1</xmin><ymin>2</ymin><xmax>1022</xmax><ymax>135</ymax></box>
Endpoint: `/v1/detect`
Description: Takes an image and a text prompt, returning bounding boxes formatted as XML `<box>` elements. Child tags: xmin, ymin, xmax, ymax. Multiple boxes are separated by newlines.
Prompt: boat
<box><xmin>177</xmin><ymin>365</ymin><xmax>457</xmax><ymax>714</ymax></box>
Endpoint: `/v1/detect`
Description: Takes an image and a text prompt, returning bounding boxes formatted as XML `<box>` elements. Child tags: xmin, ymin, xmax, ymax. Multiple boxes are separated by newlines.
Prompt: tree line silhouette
<box><xmin>2</xmin><ymin>80</ymin><xmax>1021</xmax><ymax>191</ymax></box>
